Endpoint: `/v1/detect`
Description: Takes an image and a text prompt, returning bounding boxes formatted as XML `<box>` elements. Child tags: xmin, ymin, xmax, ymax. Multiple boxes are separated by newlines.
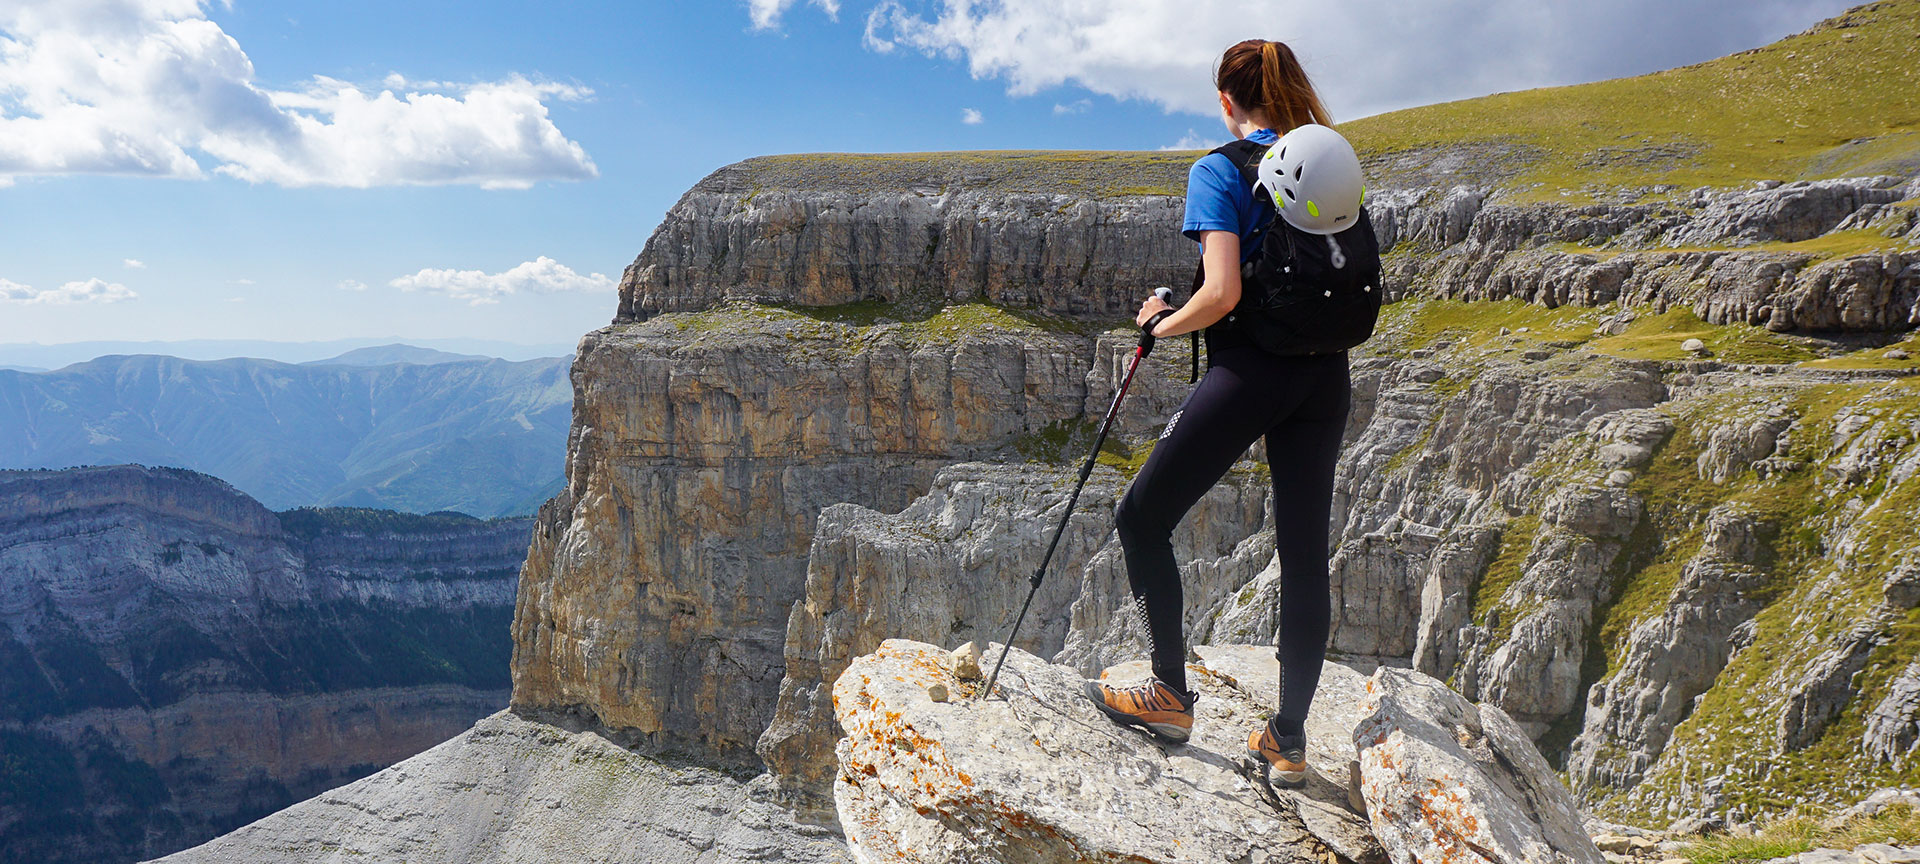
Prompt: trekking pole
<box><xmin>980</xmin><ymin>287</ymin><xmax>1175</xmax><ymax>701</ymax></box>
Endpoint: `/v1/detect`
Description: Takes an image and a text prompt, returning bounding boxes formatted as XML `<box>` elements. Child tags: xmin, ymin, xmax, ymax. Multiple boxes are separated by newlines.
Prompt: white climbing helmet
<box><xmin>1257</xmin><ymin>123</ymin><xmax>1365</xmax><ymax>235</ymax></box>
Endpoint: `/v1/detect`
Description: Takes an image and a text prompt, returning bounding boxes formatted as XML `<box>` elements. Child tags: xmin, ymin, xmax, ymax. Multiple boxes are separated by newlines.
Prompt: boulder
<box><xmin>1353</xmin><ymin>668</ymin><xmax>1606</xmax><ymax>864</ymax></box>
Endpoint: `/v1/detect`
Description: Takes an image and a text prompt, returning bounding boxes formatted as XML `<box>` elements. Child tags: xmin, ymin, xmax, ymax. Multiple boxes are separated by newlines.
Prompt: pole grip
<box><xmin>1138</xmin><ymin>287</ymin><xmax>1177</xmax><ymax>354</ymax></box>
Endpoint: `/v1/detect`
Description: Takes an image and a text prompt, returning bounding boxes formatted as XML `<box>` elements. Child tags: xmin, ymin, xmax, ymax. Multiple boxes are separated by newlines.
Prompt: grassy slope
<box><xmin>1343</xmin><ymin>0</ymin><xmax>1920</xmax><ymax>196</ymax></box>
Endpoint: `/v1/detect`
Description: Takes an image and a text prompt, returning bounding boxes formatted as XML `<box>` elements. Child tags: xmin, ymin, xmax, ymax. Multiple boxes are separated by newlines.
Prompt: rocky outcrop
<box><xmin>833</xmin><ymin>640</ymin><xmax>1599</xmax><ymax>864</ymax></box>
<box><xmin>1778</xmin><ymin>620</ymin><xmax>1889</xmax><ymax>753</ymax></box>
<box><xmin>1863</xmin><ymin>660</ymin><xmax>1920</xmax><ymax>766</ymax></box>
<box><xmin>1354</xmin><ymin>668</ymin><xmax>1603</xmax><ymax>864</ymax></box>
<box><xmin>149</xmin><ymin>710</ymin><xmax>848</xmax><ymax>864</ymax></box>
<box><xmin>0</xmin><ymin>466</ymin><xmax>525</xmax><ymax>864</ymax></box>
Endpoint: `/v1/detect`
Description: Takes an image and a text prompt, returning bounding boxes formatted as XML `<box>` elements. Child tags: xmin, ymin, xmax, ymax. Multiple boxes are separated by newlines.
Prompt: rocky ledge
<box><xmin>833</xmin><ymin>639</ymin><xmax>1603</xmax><ymax>864</ymax></box>
<box><xmin>147</xmin><ymin>710</ymin><xmax>848</xmax><ymax>864</ymax></box>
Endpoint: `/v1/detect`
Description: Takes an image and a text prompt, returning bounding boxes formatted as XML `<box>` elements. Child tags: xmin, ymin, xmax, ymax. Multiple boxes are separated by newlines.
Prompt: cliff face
<box><xmin>618</xmin><ymin>152</ymin><xmax>1194</xmax><ymax>322</ymax></box>
<box><xmin>510</xmin><ymin>306</ymin><xmax>1097</xmax><ymax>763</ymax></box>
<box><xmin>621</xmin><ymin>153</ymin><xmax>1918</xmax><ymax>335</ymax></box>
<box><xmin>0</xmin><ymin>466</ymin><xmax>526</xmax><ymax>864</ymax></box>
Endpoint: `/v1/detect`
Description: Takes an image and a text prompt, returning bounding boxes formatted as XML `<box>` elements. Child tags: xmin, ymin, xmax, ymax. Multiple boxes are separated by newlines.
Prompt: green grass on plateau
<box><xmin>1343</xmin><ymin>1</ymin><xmax>1920</xmax><ymax>197</ymax></box>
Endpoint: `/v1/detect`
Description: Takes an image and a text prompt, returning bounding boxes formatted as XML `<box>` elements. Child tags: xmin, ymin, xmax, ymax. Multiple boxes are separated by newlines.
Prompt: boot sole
<box><xmin>1245</xmin><ymin>749</ymin><xmax>1308</xmax><ymax>790</ymax></box>
<box><xmin>1082</xmin><ymin>681</ymin><xmax>1191</xmax><ymax>743</ymax></box>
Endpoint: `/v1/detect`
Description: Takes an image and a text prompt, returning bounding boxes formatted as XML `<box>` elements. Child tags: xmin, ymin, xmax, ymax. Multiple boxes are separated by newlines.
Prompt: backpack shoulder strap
<box><xmin>1207</xmin><ymin>139</ymin><xmax>1269</xmax><ymax>190</ymax></box>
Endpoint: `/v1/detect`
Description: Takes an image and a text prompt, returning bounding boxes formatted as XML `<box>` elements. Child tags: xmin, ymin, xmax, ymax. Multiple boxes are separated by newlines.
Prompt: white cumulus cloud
<box><xmin>1161</xmin><ymin>130</ymin><xmax>1224</xmax><ymax>151</ymax></box>
<box><xmin>0</xmin><ymin>277</ymin><xmax>137</xmax><ymax>305</ymax></box>
<box><xmin>0</xmin><ymin>0</ymin><xmax>598</xmax><ymax>188</ymax></box>
<box><xmin>859</xmin><ymin>0</ymin><xmax>1858</xmax><ymax>120</ymax></box>
<box><xmin>389</xmin><ymin>256</ymin><xmax>615</xmax><ymax>306</ymax></box>
<box><xmin>749</xmin><ymin>0</ymin><xmax>842</xmax><ymax>30</ymax></box>
<box><xmin>123</xmin><ymin>258</ymin><xmax>146</xmax><ymax>269</ymax></box>
<box><xmin>337</xmin><ymin>279</ymin><xmax>367</xmax><ymax>292</ymax></box>
<box><xmin>961</xmin><ymin>107</ymin><xmax>983</xmax><ymax>125</ymax></box>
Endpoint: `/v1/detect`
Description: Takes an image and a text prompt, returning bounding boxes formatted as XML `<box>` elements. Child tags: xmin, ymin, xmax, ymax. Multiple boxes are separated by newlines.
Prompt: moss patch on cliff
<box><xmin>1590</xmin><ymin>310</ymin><xmax>1820</xmax><ymax>364</ymax></box>
<box><xmin>1009</xmin><ymin>417</ymin><xmax>1159</xmax><ymax>476</ymax></box>
<box><xmin>1346</xmin><ymin>0</ymin><xmax>1920</xmax><ymax>197</ymax></box>
<box><xmin>1470</xmin><ymin>515</ymin><xmax>1543</xmax><ymax>631</ymax></box>
<box><xmin>1370</xmin><ymin>298</ymin><xmax>1828</xmax><ymax>366</ymax></box>
<box><xmin>1367</xmin><ymin>298</ymin><xmax>1601</xmax><ymax>364</ymax></box>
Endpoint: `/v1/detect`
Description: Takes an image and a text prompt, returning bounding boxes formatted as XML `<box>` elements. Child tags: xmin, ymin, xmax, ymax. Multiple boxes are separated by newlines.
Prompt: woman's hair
<box><xmin>1214</xmin><ymin>39</ymin><xmax>1331</xmax><ymax>131</ymax></box>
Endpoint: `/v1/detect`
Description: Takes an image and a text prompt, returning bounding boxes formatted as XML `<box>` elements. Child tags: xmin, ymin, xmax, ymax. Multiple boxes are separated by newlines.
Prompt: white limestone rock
<box><xmin>832</xmin><ymin>640</ymin><xmax>1379</xmax><ymax>864</ymax></box>
<box><xmin>1352</xmin><ymin>668</ymin><xmax>1605</xmax><ymax>864</ymax></box>
<box><xmin>147</xmin><ymin>711</ymin><xmax>848</xmax><ymax>864</ymax></box>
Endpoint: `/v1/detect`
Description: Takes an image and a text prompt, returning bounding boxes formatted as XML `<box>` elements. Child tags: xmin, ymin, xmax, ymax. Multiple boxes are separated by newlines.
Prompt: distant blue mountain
<box><xmin>303</xmin><ymin>344</ymin><xmax>493</xmax><ymax>366</ymax></box>
<box><xmin>0</xmin><ymin>337</ymin><xmax>575</xmax><ymax>370</ymax></box>
<box><xmin>0</xmin><ymin>352</ymin><xmax>571</xmax><ymax>517</ymax></box>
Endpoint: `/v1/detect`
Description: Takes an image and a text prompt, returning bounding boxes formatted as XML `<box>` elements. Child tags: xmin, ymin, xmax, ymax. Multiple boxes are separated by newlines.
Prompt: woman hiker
<box><xmin>1081</xmin><ymin>38</ymin><xmax>1380</xmax><ymax>796</ymax></box>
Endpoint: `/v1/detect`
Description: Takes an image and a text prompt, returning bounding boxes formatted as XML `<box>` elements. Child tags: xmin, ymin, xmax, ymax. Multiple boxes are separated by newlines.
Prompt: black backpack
<box><xmin>1193</xmin><ymin>138</ymin><xmax>1383</xmax><ymax>359</ymax></box>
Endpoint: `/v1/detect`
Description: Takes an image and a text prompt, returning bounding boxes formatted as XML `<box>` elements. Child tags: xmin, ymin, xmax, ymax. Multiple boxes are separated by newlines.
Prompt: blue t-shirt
<box><xmin>1181</xmin><ymin>127</ymin><xmax>1277</xmax><ymax>260</ymax></box>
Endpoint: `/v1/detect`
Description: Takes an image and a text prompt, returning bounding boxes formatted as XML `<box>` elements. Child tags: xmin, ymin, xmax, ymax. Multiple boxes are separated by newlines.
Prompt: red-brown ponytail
<box><xmin>1215</xmin><ymin>39</ymin><xmax>1331</xmax><ymax>132</ymax></box>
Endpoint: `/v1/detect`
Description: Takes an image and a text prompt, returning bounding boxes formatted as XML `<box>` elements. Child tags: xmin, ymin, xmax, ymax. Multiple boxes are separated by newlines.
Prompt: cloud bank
<box><xmin>390</xmin><ymin>257</ymin><xmax>615</xmax><ymax>306</ymax></box>
<box><xmin>851</xmin><ymin>0</ymin><xmax>1856</xmax><ymax>120</ymax></box>
<box><xmin>0</xmin><ymin>277</ymin><xmax>137</xmax><ymax>305</ymax></box>
<box><xmin>0</xmin><ymin>0</ymin><xmax>597</xmax><ymax>188</ymax></box>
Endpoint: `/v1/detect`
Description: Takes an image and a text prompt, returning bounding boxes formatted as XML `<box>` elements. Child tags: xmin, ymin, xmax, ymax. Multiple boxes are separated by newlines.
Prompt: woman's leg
<box><xmin>1263</xmin><ymin>354</ymin><xmax>1351</xmax><ymax>736</ymax></box>
<box><xmin>1115</xmin><ymin>355</ymin><xmax>1281</xmax><ymax>694</ymax></box>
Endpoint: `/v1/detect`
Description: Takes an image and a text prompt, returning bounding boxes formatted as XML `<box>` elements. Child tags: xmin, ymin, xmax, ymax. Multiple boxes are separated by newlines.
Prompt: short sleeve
<box><xmin>1181</xmin><ymin>154</ymin><xmax>1242</xmax><ymax>243</ymax></box>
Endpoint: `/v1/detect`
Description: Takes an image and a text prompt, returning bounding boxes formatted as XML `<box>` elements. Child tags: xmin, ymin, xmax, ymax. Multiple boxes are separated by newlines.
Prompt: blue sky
<box><xmin>0</xmin><ymin>0</ymin><xmax>1856</xmax><ymax>350</ymax></box>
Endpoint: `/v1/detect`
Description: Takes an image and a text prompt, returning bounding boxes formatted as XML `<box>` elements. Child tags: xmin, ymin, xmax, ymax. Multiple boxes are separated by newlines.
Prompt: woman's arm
<box><xmin>1134</xmin><ymin>230</ymin><xmax>1243</xmax><ymax>337</ymax></box>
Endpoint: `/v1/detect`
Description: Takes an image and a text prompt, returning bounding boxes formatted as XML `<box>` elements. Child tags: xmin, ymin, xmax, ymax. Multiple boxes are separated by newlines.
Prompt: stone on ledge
<box><xmin>1353</xmin><ymin>668</ymin><xmax>1606</xmax><ymax>864</ymax></box>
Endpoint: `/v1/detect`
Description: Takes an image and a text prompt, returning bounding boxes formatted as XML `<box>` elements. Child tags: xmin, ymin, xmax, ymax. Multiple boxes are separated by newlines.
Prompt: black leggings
<box><xmin>1114</xmin><ymin>343</ymin><xmax>1349</xmax><ymax>734</ymax></box>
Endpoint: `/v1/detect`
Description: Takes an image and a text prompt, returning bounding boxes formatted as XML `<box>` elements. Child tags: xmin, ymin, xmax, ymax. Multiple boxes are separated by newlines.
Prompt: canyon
<box><xmin>0</xmin><ymin>466</ymin><xmax>527</xmax><ymax>863</ymax></box>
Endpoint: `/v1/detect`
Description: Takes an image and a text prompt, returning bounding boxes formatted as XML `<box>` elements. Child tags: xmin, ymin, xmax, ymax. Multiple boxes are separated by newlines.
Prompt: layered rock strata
<box><xmin>619</xmin><ymin>154</ymin><xmax>1919</xmax><ymax>334</ymax></box>
<box><xmin>0</xmin><ymin>466</ymin><xmax>524</xmax><ymax>864</ymax></box>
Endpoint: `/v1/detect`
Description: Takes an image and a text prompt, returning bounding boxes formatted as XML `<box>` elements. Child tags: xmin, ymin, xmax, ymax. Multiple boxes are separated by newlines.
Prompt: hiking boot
<box><xmin>1083</xmin><ymin>676</ymin><xmax>1195</xmax><ymax>743</ymax></box>
<box><xmin>1246</xmin><ymin>722</ymin><xmax>1308</xmax><ymax>792</ymax></box>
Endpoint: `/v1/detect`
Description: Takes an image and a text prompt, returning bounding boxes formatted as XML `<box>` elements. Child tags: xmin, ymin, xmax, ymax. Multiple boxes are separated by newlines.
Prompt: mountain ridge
<box><xmin>0</xmin><ymin>353</ymin><xmax>571</xmax><ymax>517</ymax></box>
